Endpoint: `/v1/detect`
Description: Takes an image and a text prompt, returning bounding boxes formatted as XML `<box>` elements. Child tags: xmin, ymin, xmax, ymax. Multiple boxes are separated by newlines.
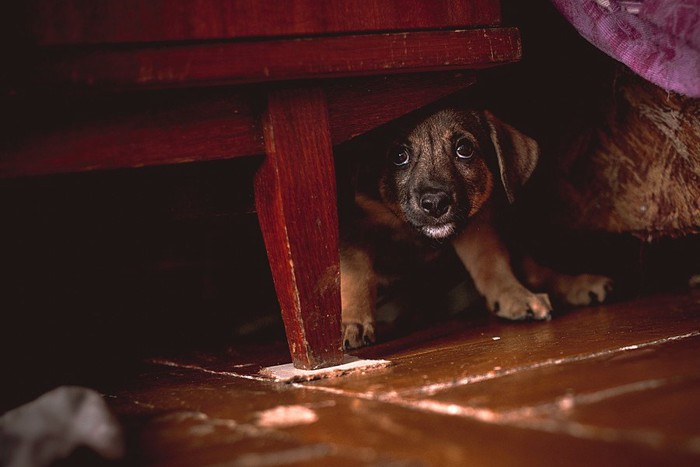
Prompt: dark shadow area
<box><xmin>0</xmin><ymin>157</ymin><xmax>283</xmax><ymax>412</ymax></box>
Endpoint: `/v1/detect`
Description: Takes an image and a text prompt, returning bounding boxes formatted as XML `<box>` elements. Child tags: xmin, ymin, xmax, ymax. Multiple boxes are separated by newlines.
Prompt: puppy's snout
<box><xmin>420</xmin><ymin>191</ymin><xmax>451</xmax><ymax>218</ymax></box>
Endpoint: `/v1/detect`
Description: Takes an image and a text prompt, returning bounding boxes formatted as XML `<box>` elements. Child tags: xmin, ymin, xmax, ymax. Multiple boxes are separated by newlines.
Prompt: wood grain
<box><xmin>0</xmin><ymin>72</ymin><xmax>475</xmax><ymax>178</ymax></box>
<box><xmin>0</xmin><ymin>90</ymin><xmax>264</xmax><ymax>178</ymax></box>
<box><xmin>319</xmin><ymin>292</ymin><xmax>700</xmax><ymax>394</ymax></box>
<box><xmin>326</xmin><ymin>72</ymin><xmax>477</xmax><ymax>143</ymax></box>
<box><xmin>28</xmin><ymin>0</ymin><xmax>501</xmax><ymax>45</ymax></box>
<box><xmin>254</xmin><ymin>87</ymin><xmax>343</xmax><ymax>369</ymax></box>
<box><xmin>32</xmin><ymin>28</ymin><xmax>520</xmax><ymax>89</ymax></box>
<box><xmin>105</xmin><ymin>290</ymin><xmax>700</xmax><ymax>466</ymax></box>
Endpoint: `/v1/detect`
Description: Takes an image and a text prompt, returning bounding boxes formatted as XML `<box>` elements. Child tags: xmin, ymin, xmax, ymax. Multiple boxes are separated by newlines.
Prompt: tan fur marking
<box><xmin>522</xmin><ymin>256</ymin><xmax>613</xmax><ymax>306</ymax></box>
<box><xmin>452</xmin><ymin>204</ymin><xmax>551</xmax><ymax>320</ymax></box>
<box><xmin>468</xmin><ymin>169</ymin><xmax>494</xmax><ymax>218</ymax></box>
<box><xmin>356</xmin><ymin>193</ymin><xmax>404</xmax><ymax>230</ymax></box>
<box><xmin>340</xmin><ymin>246</ymin><xmax>377</xmax><ymax>348</ymax></box>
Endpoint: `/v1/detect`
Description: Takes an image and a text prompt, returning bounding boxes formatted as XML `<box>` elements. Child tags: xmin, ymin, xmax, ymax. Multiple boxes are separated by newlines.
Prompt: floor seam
<box><xmin>295</xmin><ymin>379</ymin><xmax>700</xmax><ymax>454</ymax></box>
<box><xmin>145</xmin><ymin>331</ymin><xmax>700</xmax><ymax>455</ymax></box>
<box><xmin>396</xmin><ymin>330</ymin><xmax>700</xmax><ymax>397</ymax></box>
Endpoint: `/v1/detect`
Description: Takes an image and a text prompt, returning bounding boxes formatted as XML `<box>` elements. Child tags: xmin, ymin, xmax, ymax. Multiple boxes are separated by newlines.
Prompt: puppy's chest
<box><xmin>343</xmin><ymin>193</ymin><xmax>453</xmax><ymax>282</ymax></box>
<box><xmin>372</xmin><ymin>229</ymin><xmax>447</xmax><ymax>283</ymax></box>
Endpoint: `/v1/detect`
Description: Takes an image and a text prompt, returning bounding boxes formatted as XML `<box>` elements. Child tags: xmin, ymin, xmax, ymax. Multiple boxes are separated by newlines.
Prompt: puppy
<box><xmin>340</xmin><ymin>109</ymin><xmax>613</xmax><ymax>349</ymax></box>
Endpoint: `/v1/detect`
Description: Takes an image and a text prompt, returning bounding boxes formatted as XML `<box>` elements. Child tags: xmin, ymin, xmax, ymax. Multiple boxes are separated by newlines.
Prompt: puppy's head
<box><xmin>379</xmin><ymin>109</ymin><xmax>539</xmax><ymax>240</ymax></box>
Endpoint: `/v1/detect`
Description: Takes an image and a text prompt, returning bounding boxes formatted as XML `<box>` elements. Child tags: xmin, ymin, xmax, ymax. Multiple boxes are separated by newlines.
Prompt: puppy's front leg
<box><xmin>452</xmin><ymin>208</ymin><xmax>552</xmax><ymax>320</ymax></box>
<box><xmin>340</xmin><ymin>246</ymin><xmax>377</xmax><ymax>349</ymax></box>
<box><xmin>521</xmin><ymin>256</ymin><xmax>613</xmax><ymax>306</ymax></box>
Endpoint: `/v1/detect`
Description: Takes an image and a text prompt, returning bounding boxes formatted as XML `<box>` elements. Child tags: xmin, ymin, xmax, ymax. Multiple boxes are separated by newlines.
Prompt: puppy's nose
<box><xmin>420</xmin><ymin>191</ymin><xmax>451</xmax><ymax>218</ymax></box>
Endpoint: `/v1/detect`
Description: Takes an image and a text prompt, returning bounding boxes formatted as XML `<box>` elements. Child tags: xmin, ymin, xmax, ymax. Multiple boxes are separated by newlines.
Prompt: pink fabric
<box><xmin>550</xmin><ymin>0</ymin><xmax>700</xmax><ymax>97</ymax></box>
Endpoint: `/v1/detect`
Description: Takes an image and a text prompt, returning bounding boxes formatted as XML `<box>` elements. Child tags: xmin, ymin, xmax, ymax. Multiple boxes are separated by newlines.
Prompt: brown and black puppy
<box><xmin>340</xmin><ymin>109</ymin><xmax>612</xmax><ymax>349</ymax></box>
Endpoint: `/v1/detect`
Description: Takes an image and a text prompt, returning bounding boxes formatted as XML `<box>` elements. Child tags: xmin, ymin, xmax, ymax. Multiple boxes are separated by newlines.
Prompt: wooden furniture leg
<box><xmin>254</xmin><ymin>87</ymin><xmax>344</xmax><ymax>370</ymax></box>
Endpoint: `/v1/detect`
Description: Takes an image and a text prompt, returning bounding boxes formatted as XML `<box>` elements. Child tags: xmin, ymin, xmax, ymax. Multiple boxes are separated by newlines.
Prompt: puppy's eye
<box><xmin>392</xmin><ymin>147</ymin><xmax>410</xmax><ymax>167</ymax></box>
<box><xmin>455</xmin><ymin>139</ymin><xmax>475</xmax><ymax>160</ymax></box>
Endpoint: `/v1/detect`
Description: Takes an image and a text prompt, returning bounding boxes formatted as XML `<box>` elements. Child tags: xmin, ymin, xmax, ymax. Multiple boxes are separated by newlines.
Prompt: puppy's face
<box><xmin>379</xmin><ymin>109</ymin><xmax>496</xmax><ymax>240</ymax></box>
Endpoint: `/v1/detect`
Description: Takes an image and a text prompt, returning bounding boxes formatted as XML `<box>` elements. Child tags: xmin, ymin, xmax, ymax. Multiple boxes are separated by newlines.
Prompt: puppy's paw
<box><xmin>342</xmin><ymin>321</ymin><xmax>376</xmax><ymax>350</ymax></box>
<box><xmin>491</xmin><ymin>287</ymin><xmax>552</xmax><ymax>321</ymax></box>
<box><xmin>556</xmin><ymin>274</ymin><xmax>613</xmax><ymax>306</ymax></box>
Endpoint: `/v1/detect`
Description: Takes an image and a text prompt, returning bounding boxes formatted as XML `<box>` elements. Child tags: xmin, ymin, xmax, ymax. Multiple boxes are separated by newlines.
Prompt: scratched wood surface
<box><xmin>30</xmin><ymin>28</ymin><xmax>519</xmax><ymax>90</ymax></box>
<box><xmin>27</xmin><ymin>0</ymin><xmax>501</xmax><ymax>45</ymax></box>
<box><xmin>0</xmin><ymin>72</ymin><xmax>475</xmax><ymax>179</ymax></box>
<box><xmin>254</xmin><ymin>87</ymin><xmax>343</xmax><ymax>370</ymax></box>
<box><xmin>99</xmin><ymin>290</ymin><xmax>700</xmax><ymax>466</ymax></box>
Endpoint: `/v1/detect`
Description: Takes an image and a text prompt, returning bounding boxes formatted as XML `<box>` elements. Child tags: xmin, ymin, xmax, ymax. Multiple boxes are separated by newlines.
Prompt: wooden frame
<box><xmin>1</xmin><ymin>0</ymin><xmax>520</xmax><ymax>369</ymax></box>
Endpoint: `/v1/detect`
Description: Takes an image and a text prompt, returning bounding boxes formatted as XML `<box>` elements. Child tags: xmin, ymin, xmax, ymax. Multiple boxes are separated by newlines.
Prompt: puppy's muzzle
<box><xmin>419</xmin><ymin>190</ymin><xmax>452</xmax><ymax>219</ymax></box>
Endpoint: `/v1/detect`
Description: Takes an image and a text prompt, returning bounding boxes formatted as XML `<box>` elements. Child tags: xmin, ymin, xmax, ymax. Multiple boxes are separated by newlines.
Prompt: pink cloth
<box><xmin>550</xmin><ymin>0</ymin><xmax>700</xmax><ymax>97</ymax></box>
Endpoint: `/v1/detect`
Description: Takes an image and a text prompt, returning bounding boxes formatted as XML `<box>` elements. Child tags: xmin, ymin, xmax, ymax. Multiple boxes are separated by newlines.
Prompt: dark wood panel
<box><xmin>33</xmin><ymin>28</ymin><xmax>520</xmax><ymax>89</ymax></box>
<box><xmin>254</xmin><ymin>87</ymin><xmax>343</xmax><ymax>370</ymax></box>
<box><xmin>0</xmin><ymin>91</ymin><xmax>264</xmax><ymax>178</ymax></box>
<box><xmin>0</xmin><ymin>72</ymin><xmax>475</xmax><ymax>178</ymax></box>
<box><xmin>28</xmin><ymin>0</ymin><xmax>501</xmax><ymax>45</ymax></box>
<box><xmin>327</xmin><ymin>72</ymin><xmax>476</xmax><ymax>143</ymax></box>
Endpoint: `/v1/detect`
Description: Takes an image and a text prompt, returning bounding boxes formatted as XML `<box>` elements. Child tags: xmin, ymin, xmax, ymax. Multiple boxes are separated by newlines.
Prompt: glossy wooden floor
<box><xmin>107</xmin><ymin>289</ymin><xmax>700</xmax><ymax>466</ymax></box>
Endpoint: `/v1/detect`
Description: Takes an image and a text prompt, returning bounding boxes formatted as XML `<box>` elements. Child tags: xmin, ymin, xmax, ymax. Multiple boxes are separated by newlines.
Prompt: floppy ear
<box><xmin>484</xmin><ymin>110</ymin><xmax>539</xmax><ymax>204</ymax></box>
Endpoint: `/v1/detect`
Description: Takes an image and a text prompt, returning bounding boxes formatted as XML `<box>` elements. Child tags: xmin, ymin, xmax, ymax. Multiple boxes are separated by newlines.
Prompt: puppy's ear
<box><xmin>484</xmin><ymin>111</ymin><xmax>539</xmax><ymax>204</ymax></box>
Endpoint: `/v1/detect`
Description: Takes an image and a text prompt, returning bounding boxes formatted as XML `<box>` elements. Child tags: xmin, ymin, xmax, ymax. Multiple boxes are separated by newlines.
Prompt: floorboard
<box><xmin>102</xmin><ymin>290</ymin><xmax>700</xmax><ymax>466</ymax></box>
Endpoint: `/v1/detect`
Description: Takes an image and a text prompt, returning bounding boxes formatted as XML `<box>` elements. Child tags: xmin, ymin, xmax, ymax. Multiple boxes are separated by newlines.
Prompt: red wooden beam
<box><xmin>326</xmin><ymin>72</ymin><xmax>477</xmax><ymax>143</ymax></box>
<box><xmin>33</xmin><ymin>28</ymin><xmax>519</xmax><ymax>89</ymax></box>
<box><xmin>254</xmin><ymin>87</ymin><xmax>343</xmax><ymax>369</ymax></box>
<box><xmin>29</xmin><ymin>0</ymin><xmax>501</xmax><ymax>45</ymax></box>
<box><xmin>0</xmin><ymin>72</ymin><xmax>476</xmax><ymax>178</ymax></box>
